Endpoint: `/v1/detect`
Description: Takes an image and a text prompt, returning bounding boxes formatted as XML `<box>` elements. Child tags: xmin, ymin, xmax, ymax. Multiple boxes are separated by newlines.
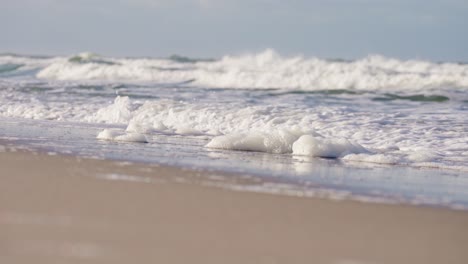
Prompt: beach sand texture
<box><xmin>1</xmin><ymin>150</ymin><xmax>468</xmax><ymax>264</ymax></box>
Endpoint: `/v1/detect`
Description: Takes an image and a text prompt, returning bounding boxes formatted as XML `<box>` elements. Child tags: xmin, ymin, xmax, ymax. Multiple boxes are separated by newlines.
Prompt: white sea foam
<box><xmin>93</xmin><ymin>96</ymin><xmax>134</xmax><ymax>124</ymax></box>
<box><xmin>292</xmin><ymin>135</ymin><xmax>367</xmax><ymax>158</ymax></box>
<box><xmin>206</xmin><ymin>132</ymin><xmax>368</xmax><ymax>158</ymax></box>
<box><xmin>342</xmin><ymin>153</ymin><xmax>401</xmax><ymax>165</ymax></box>
<box><xmin>80</xmin><ymin>96</ymin><xmax>468</xmax><ymax>171</ymax></box>
<box><xmin>96</xmin><ymin>129</ymin><xmax>148</xmax><ymax>143</ymax></box>
<box><xmin>1</xmin><ymin>92</ymin><xmax>467</xmax><ymax>171</ymax></box>
<box><xmin>206</xmin><ymin>130</ymin><xmax>304</xmax><ymax>154</ymax></box>
<box><xmin>34</xmin><ymin>50</ymin><xmax>468</xmax><ymax>92</ymax></box>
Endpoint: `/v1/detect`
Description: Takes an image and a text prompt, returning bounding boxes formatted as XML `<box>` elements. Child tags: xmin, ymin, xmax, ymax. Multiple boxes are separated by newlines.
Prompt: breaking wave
<box><xmin>28</xmin><ymin>50</ymin><xmax>468</xmax><ymax>92</ymax></box>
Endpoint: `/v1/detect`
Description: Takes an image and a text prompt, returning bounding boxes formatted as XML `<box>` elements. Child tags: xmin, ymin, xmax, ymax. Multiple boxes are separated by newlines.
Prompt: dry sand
<box><xmin>1</xmin><ymin>149</ymin><xmax>468</xmax><ymax>264</ymax></box>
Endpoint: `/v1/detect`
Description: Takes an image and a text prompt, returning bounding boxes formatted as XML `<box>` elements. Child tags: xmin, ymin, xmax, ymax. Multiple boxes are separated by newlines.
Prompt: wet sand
<box><xmin>1</xmin><ymin>149</ymin><xmax>468</xmax><ymax>264</ymax></box>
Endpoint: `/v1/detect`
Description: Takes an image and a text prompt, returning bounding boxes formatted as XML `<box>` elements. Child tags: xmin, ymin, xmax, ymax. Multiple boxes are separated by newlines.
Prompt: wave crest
<box><xmin>29</xmin><ymin>49</ymin><xmax>468</xmax><ymax>92</ymax></box>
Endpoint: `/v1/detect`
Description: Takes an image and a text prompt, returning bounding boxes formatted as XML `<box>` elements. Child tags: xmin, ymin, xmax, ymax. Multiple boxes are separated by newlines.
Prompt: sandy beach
<box><xmin>1</xmin><ymin>149</ymin><xmax>467</xmax><ymax>264</ymax></box>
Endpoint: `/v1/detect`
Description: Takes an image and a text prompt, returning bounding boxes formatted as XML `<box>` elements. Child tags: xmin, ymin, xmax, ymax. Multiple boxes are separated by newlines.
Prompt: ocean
<box><xmin>1</xmin><ymin>50</ymin><xmax>467</xmax><ymax>209</ymax></box>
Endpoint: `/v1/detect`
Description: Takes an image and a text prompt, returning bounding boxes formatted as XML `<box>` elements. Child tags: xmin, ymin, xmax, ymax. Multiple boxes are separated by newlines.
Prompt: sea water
<box><xmin>1</xmin><ymin>50</ymin><xmax>467</xmax><ymax>208</ymax></box>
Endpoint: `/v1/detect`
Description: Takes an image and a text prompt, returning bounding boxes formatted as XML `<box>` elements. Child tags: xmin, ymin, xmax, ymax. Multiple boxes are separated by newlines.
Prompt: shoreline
<box><xmin>1</xmin><ymin>149</ymin><xmax>468</xmax><ymax>263</ymax></box>
<box><xmin>1</xmin><ymin>116</ymin><xmax>467</xmax><ymax>211</ymax></box>
<box><xmin>1</xmin><ymin>137</ymin><xmax>466</xmax><ymax>210</ymax></box>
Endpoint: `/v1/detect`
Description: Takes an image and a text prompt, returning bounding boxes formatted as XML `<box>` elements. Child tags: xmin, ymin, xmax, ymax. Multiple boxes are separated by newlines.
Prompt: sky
<box><xmin>1</xmin><ymin>0</ymin><xmax>468</xmax><ymax>61</ymax></box>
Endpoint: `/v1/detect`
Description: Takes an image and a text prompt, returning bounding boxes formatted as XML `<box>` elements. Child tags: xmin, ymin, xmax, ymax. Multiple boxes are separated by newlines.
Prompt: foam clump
<box><xmin>206</xmin><ymin>130</ymin><xmax>303</xmax><ymax>154</ymax></box>
<box><xmin>114</xmin><ymin>133</ymin><xmax>148</xmax><ymax>143</ymax></box>
<box><xmin>292</xmin><ymin>135</ymin><xmax>367</xmax><ymax>158</ymax></box>
<box><xmin>206</xmin><ymin>131</ymin><xmax>367</xmax><ymax>158</ymax></box>
<box><xmin>126</xmin><ymin>119</ymin><xmax>161</xmax><ymax>134</ymax></box>
<box><xmin>407</xmin><ymin>151</ymin><xmax>439</xmax><ymax>163</ymax></box>
<box><xmin>97</xmin><ymin>129</ymin><xmax>148</xmax><ymax>143</ymax></box>
<box><xmin>342</xmin><ymin>153</ymin><xmax>400</xmax><ymax>164</ymax></box>
<box><xmin>96</xmin><ymin>129</ymin><xmax>120</xmax><ymax>140</ymax></box>
<box><xmin>91</xmin><ymin>96</ymin><xmax>133</xmax><ymax>124</ymax></box>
